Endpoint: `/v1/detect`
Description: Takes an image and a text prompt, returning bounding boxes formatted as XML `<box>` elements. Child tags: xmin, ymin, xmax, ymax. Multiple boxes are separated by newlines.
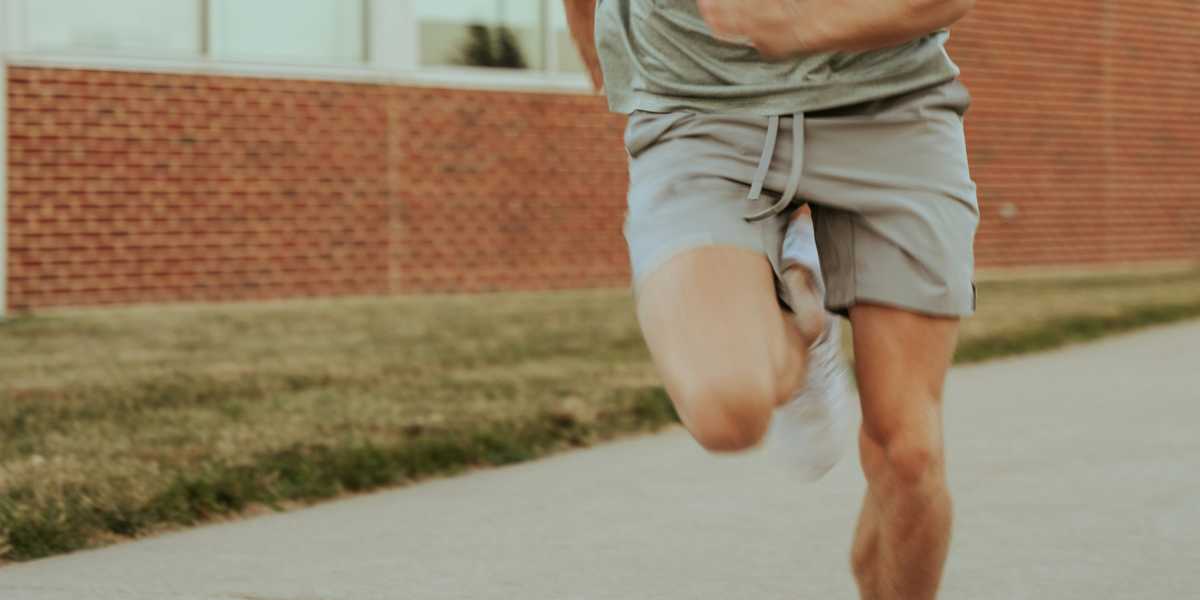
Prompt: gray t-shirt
<box><xmin>596</xmin><ymin>0</ymin><xmax>961</xmax><ymax>115</ymax></box>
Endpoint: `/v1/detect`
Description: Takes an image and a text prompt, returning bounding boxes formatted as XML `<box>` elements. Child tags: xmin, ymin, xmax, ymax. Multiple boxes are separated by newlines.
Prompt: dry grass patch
<box><xmin>3</xmin><ymin>268</ymin><xmax>1200</xmax><ymax>562</ymax></box>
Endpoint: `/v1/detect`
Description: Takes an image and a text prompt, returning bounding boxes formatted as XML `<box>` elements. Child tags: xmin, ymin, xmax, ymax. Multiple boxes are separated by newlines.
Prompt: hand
<box><xmin>697</xmin><ymin>0</ymin><xmax>815</xmax><ymax>58</ymax></box>
<box><xmin>698</xmin><ymin>0</ymin><xmax>975</xmax><ymax>56</ymax></box>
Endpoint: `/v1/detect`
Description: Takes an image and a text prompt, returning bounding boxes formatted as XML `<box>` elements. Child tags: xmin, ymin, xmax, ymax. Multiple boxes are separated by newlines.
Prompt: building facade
<box><xmin>1</xmin><ymin>0</ymin><xmax>1198</xmax><ymax>313</ymax></box>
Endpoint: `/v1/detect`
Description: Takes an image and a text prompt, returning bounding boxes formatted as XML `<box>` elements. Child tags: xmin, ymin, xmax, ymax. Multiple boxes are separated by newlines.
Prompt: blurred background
<box><xmin>0</xmin><ymin>0</ymin><xmax>1197</xmax><ymax>567</ymax></box>
<box><xmin>0</xmin><ymin>0</ymin><xmax>1198</xmax><ymax>311</ymax></box>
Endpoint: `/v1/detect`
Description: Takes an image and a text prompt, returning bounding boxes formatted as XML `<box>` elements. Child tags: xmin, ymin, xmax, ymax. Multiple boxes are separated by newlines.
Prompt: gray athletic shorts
<box><xmin>622</xmin><ymin>79</ymin><xmax>980</xmax><ymax>317</ymax></box>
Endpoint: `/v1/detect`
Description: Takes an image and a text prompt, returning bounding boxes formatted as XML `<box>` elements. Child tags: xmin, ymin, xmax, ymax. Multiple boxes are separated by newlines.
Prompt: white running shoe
<box><xmin>765</xmin><ymin>319</ymin><xmax>856</xmax><ymax>480</ymax></box>
<box><xmin>764</xmin><ymin>213</ymin><xmax>857</xmax><ymax>480</ymax></box>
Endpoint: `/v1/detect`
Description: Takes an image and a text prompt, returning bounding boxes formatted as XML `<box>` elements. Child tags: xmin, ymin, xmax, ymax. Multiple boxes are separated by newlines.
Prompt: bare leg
<box><xmin>850</xmin><ymin>481</ymin><xmax>884</xmax><ymax>598</ymax></box>
<box><xmin>848</xmin><ymin>304</ymin><xmax>958</xmax><ymax>600</ymax></box>
<box><xmin>635</xmin><ymin>246</ymin><xmax>810</xmax><ymax>451</ymax></box>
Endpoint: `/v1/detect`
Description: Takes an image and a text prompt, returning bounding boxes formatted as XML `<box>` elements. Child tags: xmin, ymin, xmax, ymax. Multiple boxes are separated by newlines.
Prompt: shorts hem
<box><xmin>825</xmin><ymin>288</ymin><xmax>975</xmax><ymax>319</ymax></box>
<box><xmin>630</xmin><ymin>236</ymin><xmax>775</xmax><ymax>299</ymax></box>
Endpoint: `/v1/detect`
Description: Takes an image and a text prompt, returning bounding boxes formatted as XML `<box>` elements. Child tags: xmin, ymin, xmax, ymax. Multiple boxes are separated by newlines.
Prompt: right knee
<box><xmin>675</xmin><ymin>375</ymin><xmax>775</xmax><ymax>452</ymax></box>
<box><xmin>861</xmin><ymin>427</ymin><xmax>944</xmax><ymax>489</ymax></box>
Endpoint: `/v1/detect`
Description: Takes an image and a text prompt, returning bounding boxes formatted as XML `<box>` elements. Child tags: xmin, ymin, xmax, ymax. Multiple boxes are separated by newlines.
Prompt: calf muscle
<box><xmin>849</xmin><ymin>304</ymin><xmax>959</xmax><ymax>599</ymax></box>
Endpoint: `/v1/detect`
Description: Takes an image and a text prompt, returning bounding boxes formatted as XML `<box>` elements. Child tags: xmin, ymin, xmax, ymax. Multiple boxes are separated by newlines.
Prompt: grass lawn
<box><xmin>3</xmin><ymin>267</ymin><xmax>1200</xmax><ymax>562</ymax></box>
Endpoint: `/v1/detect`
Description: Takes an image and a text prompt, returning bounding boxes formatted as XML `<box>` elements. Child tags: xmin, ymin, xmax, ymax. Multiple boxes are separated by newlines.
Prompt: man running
<box><xmin>565</xmin><ymin>1</ymin><xmax>979</xmax><ymax>599</ymax></box>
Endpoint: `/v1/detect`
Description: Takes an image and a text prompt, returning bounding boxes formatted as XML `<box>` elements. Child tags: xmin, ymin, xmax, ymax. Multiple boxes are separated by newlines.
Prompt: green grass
<box><xmin>2</xmin><ymin>268</ymin><xmax>1199</xmax><ymax>563</ymax></box>
<box><xmin>1</xmin><ymin>386</ymin><xmax>677</xmax><ymax>561</ymax></box>
<box><xmin>954</xmin><ymin>300</ymin><xmax>1200</xmax><ymax>364</ymax></box>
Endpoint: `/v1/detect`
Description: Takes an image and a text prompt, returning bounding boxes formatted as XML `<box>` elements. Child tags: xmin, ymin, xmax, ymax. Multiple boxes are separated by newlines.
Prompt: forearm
<box><xmin>792</xmin><ymin>0</ymin><xmax>975</xmax><ymax>53</ymax></box>
<box><xmin>700</xmin><ymin>0</ymin><xmax>975</xmax><ymax>58</ymax></box>
<box><xmin>562</xmin><ymin>0</ymin><xmax>604</xmax><ymax>90</ymax></box>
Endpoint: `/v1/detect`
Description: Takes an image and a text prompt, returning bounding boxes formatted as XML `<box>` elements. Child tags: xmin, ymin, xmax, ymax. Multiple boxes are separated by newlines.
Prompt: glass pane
<box><xmin>25</xmin><ymin>0</ymin><xmax>200</xmax><ymax>56</ymax></box>
<box><xmin>414</xmin><ymin>0</ymin><xmax>543</xmax><ymax>70</ymax></box>
<box><xmin>549</xmin><ymin>1</ymin><xmax>586</xmax><ymax>74</ymax></box>
<box><xmin>209</xmin><ymin>0</ymin><xmax>364</xmax><ymax>64</ymax></box>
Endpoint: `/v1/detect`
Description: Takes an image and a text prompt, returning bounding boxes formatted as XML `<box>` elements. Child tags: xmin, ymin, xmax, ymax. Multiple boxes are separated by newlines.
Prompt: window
<box><xmin>549</xmin><ymin>1</ymin><xmax>586</xmax><ymax>74</ymax></box>
<box><xmin>24</xmin><ymin>0</ymin><xmax>200</xmax><ymax>56</ymax></box>
<box><xmin>413</xmin><ymin>0</ymin><xmax>544</xmax><ymax>70</ymax></box>
<box><xmin>12</xmin><ymin>0</ymin><xmax>591</xmax><ymax>85</ymax></box>
<box><xmin>209</xmin><ymin>0</ymin><xmax>365</xmax><ymax>64</ymax></box>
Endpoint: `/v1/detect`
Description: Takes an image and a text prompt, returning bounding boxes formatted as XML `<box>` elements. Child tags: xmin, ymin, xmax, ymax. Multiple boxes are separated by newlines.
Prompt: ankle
<box><xmin>783</xmin><ymin>267</ymin><xmax>827</xmax><ymax>343</ymax></box>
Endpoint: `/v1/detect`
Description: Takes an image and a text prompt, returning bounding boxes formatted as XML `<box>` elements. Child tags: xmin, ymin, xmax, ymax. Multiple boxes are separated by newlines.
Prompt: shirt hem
<box><xmin>609</xmin><ymin>63</ymin><xmax>961</xmax><ymax>116</ymax></box>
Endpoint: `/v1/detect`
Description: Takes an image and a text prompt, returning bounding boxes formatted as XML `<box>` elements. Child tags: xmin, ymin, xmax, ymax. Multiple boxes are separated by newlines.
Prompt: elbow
<box><xmin>906</xmin><ymin>0</ymin><xmax>975</xmax><ymax>26</ymax></box>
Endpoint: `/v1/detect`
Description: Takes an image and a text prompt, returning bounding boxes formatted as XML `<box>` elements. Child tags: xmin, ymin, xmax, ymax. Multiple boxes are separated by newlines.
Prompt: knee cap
<box><xmin>681</xmin><ymin>382</ymin><xmax>773</xmax><ymax>452</ymax></box>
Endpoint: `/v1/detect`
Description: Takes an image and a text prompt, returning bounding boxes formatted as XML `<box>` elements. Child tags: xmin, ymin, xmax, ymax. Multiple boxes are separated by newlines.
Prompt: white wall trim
<box><xmin>3</xmin><ymin>52</ymin><xmax>593</xmax><ymax>94</ymax></box>
<box><xmin>541</xmin><ymin>0</ymin><xmax>558</xmax><ymax>73</ymax></box>
<box><xmin>3</xmin><ymin>0</ymin><xmax>24</xmax><ymax>52</ymax></box>
<box><xmin>368</xmin><ymin>0</ymin><xmax>417</xmax><ymax>72</ymax></box>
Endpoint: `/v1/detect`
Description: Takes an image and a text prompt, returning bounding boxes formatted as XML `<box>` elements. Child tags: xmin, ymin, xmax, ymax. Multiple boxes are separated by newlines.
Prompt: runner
<box><xmin>565</xmin><ymin>1</ymin><xmax>978</xmax><ymax>598</ymax></box>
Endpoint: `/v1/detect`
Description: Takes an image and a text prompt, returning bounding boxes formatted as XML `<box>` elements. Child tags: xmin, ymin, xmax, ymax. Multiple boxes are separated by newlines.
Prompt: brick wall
<box><xmin>6</xmin><ymin>72</ymin><xmax>393</xmax><ymax>308</ymax></box>
<box><xmin>387</xmin><ymin>87</ymin><xmax>628</xmax><ymax>294</ymax></box>
<box><xmin>951</xmin><ymin>0</ymin><xmax>1200</xmax><ymax>268</ymax></box>
<box><xmin>5</xmin><ymin>0</ymin><xmax>1199</xmax><ymax>310</ymax></box>
<box><xmin>4</xmin><ymin>70</ymin><xmax>630</xmax><ymax>309</ymax></box>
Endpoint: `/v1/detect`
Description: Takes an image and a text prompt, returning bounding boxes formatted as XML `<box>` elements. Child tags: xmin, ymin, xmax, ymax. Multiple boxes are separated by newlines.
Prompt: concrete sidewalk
<box><xmin>2</xmin><ymin>322</ymin><xmax>1198</xmax><ymax>600</ymax></box>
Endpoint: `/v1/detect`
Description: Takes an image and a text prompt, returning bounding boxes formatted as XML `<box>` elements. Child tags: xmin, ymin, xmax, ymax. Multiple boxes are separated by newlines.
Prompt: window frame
<box><xmin>0</xmin><ymin>0</ymin><xmax>590</xmax><ymax>93</ymax></box>
<box><xmin>206</xmin><ymin>0</ymin><xmax>370</xmax><ymax>66</ymax></box>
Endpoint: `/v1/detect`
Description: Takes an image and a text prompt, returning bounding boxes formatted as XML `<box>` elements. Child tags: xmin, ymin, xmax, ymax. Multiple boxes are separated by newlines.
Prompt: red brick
<box><xmin>5</xmin><ymin>0</ymin><xmax>1199</xmax><ymax>309</ymax></box>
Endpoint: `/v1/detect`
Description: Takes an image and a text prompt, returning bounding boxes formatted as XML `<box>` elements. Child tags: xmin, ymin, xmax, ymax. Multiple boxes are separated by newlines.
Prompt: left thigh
<box><xmin>804</xmin><ymin>79</ymin><xmax>980</xmax><ymax>318</ymax></box>
<box><xmin>849</xmin><ymin>304</ymin><xmax>959</xmax><ymax>451</ymax></box>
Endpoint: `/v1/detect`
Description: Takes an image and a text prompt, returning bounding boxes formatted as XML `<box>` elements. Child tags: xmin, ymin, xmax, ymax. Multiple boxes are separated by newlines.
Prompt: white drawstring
<box><xmin>744</xmin><ymin>112</ymin><xmax>805</xmax><ymax>222</ymax></box>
